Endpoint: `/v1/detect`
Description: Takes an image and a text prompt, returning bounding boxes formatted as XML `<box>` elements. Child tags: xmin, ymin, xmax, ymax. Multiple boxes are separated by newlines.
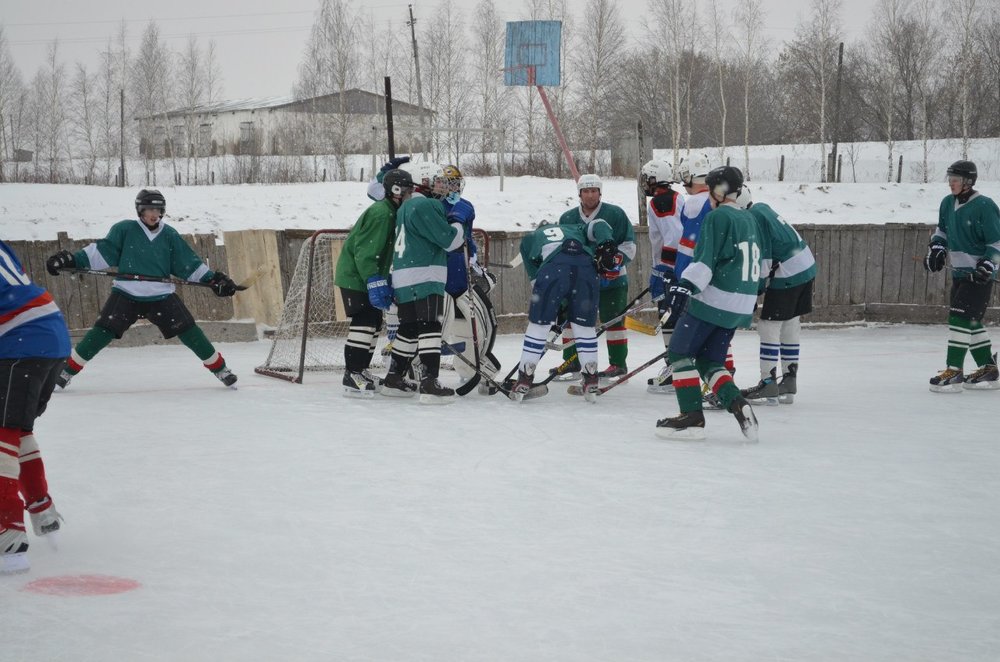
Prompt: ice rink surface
<box><xmin>5</xmin><ymin>325</ymin><xmax>999</xmax><ymax>661</ymax></box>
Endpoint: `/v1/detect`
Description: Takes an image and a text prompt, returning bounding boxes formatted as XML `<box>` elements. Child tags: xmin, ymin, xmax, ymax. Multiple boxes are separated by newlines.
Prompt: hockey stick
<box><xmin>64</xmin><ymin>265</ymin><xmax>265</xmax><ymax>292</ymax></box>
<box><xmin>442</xmin><ymin>339</ymin><xmax>514</xmax><ymax>399</ymax></box>
<box><xmin>545</xmin><ymin>288</ymin><xmax>658</xmax><ymax>351</ymax></box>
<box><xmin>455</xmin><ymin>242</ymin><xmax>482</xmax><ymax>396</ymax></box>
<box><xmin>567</xmin><ymin>349</ymin><xmax>669</xmax><ymax>396</ymax></box>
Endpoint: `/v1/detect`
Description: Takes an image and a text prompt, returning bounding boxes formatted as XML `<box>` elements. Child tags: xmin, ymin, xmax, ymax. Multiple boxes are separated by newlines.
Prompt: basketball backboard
<box><xmin>504</xmin><ymin>21</ymin><xmax>562</xmax><ymax>87</ymax></box>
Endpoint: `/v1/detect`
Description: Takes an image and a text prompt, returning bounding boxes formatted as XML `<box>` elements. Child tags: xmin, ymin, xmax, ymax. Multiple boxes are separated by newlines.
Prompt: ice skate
<box><xmin>418</xmin><ymin>377</ymin><xmax>455</xmax><ymax>405</ymax></box>
<box><xmin>646</xmin><ymin>364</ymin><xmax>674</xmax><ymax>394</ymax></box>
<box><xmin>964</xmin><ymin>355</ymin><xmax>1000</xmax><ymax>390</ymax></box>
<box><xmin>379</xmin><ymin>371</ymin><xmax>417</xmax><ymax>398</ymax></box>
<box><xmin>549</xmin><ymin>358</ymin><xmax>581</xmax><ymax>382</ymax></box>
<box><xmin>741</xmin><ymin>368</ymin><xmax>779</xmax><ymax>406</ymax></box>
<box><xmin>55</xmin><ymin>369</ymin><xmax>73</xmax><ymax>390</ymax></box>
<box><xmin>778</xmin><ymin>363</ymin><xmax>797</xmax><ymax>404</ymax></box>
<box><xmin>597</xmin><ymin>364</ymin><xmax>629</xmax><ymax>384</ymax></box>
<box><xmin>342</xmin><ymin>371</ymin><xmax>377</xmax><ymax>398</ymax></box>
<box><xmin>729</xmin><ymin>396</ymin><xmax>759</xmax><ymax>443</ymax></box>
<box><xmin>581</xmin><ymin>362</ymin><xmax>600</xmax><ymax>403</ymax></box>
<box><xmin>929</xmin><ymin>367</ymin><xmax>964</xmax><ymax>393</ymax></box>
<box><xmin>655</xmin><ymin>410</ymin><xmax>706</xmax><ymax>440</ymax></box>
<box><xmin>510</xmin><ymin>366</ymin><xmax>535</xmax><ymax>403</ymax></box>
<box><xmin>0</xmin><ymin>528</ymin><xmax>29</xmax><ymax>575</ymax></box>
<box><xmin>214</xmin><ymin>366</ymin><xmax>238</xmax><ymax>388</ymax></box>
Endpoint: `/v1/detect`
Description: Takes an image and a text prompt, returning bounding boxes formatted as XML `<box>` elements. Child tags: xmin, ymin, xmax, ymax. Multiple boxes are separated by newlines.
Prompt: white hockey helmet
<box><xmin>676</xmin><ymin>153</ymin><xmax>712</xmax><ymax>186</ymax></box>
<box><xmin>734</xmin><ymin>184</ymin><xmax>753</xmax><ymax>209</ymax></box>
<box><xmin>400</xmin><ymin>161</ymin><xmax>446</xmax><ymax>198</ymax></box>
<box><xmin>577</xmin><ymin>173</ymin><xmax>603</xmax><ymax>192</ymax></box>
<box><xmin>640</xmin><ymin>159</ymin><xmax>674</xmax><ymax>195</ymax></box>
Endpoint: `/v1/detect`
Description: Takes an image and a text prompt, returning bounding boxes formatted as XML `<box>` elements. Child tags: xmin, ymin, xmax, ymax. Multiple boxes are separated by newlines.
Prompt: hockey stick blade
<box><xmin>567</xmin><ymin>350</ymin><xmax>669</xmax><ymax>396</ymax></box>
<box><xmin>623</xmin><ymin>316</ymin><xmax>658</xmax><ymax>335</ymax></box>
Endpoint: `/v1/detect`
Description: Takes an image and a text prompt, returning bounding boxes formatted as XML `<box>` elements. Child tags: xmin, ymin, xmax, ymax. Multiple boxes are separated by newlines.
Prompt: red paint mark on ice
<box><xmin>21</xmin><ymin>574</ymin><xmax>141</xmax><ymax>596</ymax></box>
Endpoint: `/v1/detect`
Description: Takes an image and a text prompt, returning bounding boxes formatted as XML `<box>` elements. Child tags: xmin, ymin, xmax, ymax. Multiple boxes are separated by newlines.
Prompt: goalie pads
<box><xmin>442</xmin><ymin>284</ymin><xmax>500</xmax><ymax>381</ymax></box>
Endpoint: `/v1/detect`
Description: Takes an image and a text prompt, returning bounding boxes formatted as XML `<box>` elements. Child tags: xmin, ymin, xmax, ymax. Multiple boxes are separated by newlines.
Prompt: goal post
<box><xmin>256</xmin><ymin>228</ymin><xmax>491</xmax><ymax>384</ymax></box>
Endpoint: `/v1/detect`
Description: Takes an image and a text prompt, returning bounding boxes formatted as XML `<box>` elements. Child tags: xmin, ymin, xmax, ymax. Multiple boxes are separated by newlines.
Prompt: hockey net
<box><xmin>255</xmin><ymin>228</ymin><xmax>490</xmax><ymax>383</ymax></box>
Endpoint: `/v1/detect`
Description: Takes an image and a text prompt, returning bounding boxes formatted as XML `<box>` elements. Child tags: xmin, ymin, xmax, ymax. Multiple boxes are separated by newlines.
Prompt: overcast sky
<box><xmin>3</xmin><ymin>0</ymin><xmax>876</xmax><ymax>101</ymax></box>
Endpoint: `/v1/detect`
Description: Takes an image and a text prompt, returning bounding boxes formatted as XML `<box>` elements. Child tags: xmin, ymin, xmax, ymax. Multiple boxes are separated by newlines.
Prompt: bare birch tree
<box><xmin>422</xmin><ymin>0</ymin><xmax>472</xmax><ymax>165</ymax></box>
<box><xmin>950</xmin><ymin>0</ymin><xmax>983</xmax><ymax>158</ymax></box>
<box><xmin>709</xmin><ymin>2</ymin><xmax>730</xmax><ymax>164</ymax></box>
<box><xmin>70</xmin><ymin>63</ymin><xmax>99</xmax><ymax>183</ymax></box>
<box><xmin>572</xmin><ymin>0</ymin><xmax>624</xmax><ymax>172</ymax></box>
<box><xmin>735</xmin><ymin>0</ymin><xmax>765</xmax><ymax>176</ymax></box>
<box><xmin>786</xmin><ymin>0</ymin><xmax>842</xmax><ymax>182</ymax></box>
<box><xmin>0</xmin><ymin>25</ymin><xmax>24</xmax><ymax>181</ymax></box>
<box><xmin>131</xmin><ymin>22</ymin><xmax>172</xmax><ymax>184</ymax></box>
<box><xmin>650</xmin><ymin>0</ymin><xmax>685</xmax><ymax>167</ymax></box>
<box><xmin>470</xmin><ymin>0</ymin><xmax>508</xmax><ymax>172</ymax></box>
<box><xmin>177</xmin><ymin>36</ymin><xmax>206</xmax><ymax>183</ymax></box>
<box><xmin>295</xmin><ymin>0</ymin><xmax>361</xmax><ymax>180</ymax></box>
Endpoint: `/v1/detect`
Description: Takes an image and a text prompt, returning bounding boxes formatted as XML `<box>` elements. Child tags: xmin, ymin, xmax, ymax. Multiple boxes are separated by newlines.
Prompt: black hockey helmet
<box><xmin>705</xmin><ymin>165</ymin><xmax>744</xmax><ymax>200</ymax></box>
<box><xmin>946</xmin><ymin>160</ymin><xmax>977</xmax><ymax>186</ymax></box>
<box><xmin>135</xmin><ymin>188</ymin><xmax>166</xmax><ymax>217</ymax></box>
<box><xmin>383</xmin><ymin>169</ymin><xmax>414</xmax><ymax>198</ymax></box>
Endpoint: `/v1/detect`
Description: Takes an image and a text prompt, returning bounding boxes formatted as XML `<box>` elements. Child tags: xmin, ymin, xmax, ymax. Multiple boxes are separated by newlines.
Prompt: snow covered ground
<box><xmin>5</xmin><ymin>325</ymin><xmax>999</xmax><ymax>661</ymax></box>
<box><xmin>1</xmin><ymin>176</ymin><xmax>984</xmax><ymax>242</ymax></box>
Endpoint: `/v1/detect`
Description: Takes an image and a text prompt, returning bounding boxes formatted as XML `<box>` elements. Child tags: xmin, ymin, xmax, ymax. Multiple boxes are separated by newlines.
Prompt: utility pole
<box><xmin>119</xmin><ymin>88</ymin><xmax>126</xmax><ymax>187</ymax></box>
<box><xmin>829</xmin><ymin>42</ymin><xmax>844</xmax><ymax>183</ymax></box>
<box><xmin>407</xmin><ymin>4</ymin><xmax>428</xmax><ymax>160</ymax></box>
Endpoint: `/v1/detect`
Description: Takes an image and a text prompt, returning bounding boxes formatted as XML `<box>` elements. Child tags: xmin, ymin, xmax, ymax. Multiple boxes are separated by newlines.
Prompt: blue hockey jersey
<box><xmin>0</xmin><ymin>241</ymin><xmax>71</xmax><ymax>358</ymax></box>
<box><xmin>443</xmin><ymin>197</ymin><xmax>478</xmax><ymax>296</ymax></box>
<box><xmin>674</xmin><ymin>191</ymin><xmax>713</xmax><ymax>279</ymax></box>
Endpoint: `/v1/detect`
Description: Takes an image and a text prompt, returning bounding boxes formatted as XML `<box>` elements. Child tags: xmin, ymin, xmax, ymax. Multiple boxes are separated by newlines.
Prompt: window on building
<box><xmin>153</xmin><ymin>126</ymin><xmax>167</xmax><ymax>157</ymax></box>
<box><xmin>171</xmin><ymin>125</ymin><xmax>185</xmax><ymax>156</ymax></box>
<box><xmin>239</xmin><ymin>121</ymin><xmax>255</xmax><ymax>148</ymax></box>
<box><xmin>199</xmin><ymin>124</ymin><xmax>213</xmax><ymax>156</ymax></box>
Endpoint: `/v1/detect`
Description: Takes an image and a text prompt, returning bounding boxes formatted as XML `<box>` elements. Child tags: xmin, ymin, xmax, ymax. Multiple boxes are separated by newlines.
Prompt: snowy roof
<box><xmin>141</xmin><ymin>89</ymin><xmax>433</xmax><ymax>120</ymax></box>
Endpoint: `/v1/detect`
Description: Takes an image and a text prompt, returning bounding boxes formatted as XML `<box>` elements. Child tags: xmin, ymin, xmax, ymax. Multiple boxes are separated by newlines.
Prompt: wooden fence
<box><xmin>9</xmin><ymin>223</ymin><xmax>998</xmax><ymax>336</ymax></box>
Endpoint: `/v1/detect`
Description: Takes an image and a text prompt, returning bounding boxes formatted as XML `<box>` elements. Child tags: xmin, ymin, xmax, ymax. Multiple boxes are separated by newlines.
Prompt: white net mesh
<box><xmin>255</xmin><ymin>228</ymin><xmax>490</xmax><ymax>383</ymax></box>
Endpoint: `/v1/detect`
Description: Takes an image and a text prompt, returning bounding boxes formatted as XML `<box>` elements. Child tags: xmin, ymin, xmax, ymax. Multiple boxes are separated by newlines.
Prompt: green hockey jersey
<box><xmin>391</xmin><ymin>195</ymin><xmax>463</xmax><ymax>303</ymax></box>
<box><xmin>681</xmin><ymin>204</ymin><xmax>761</xmax><ymax>329</ymax></box>
<box><xmin>519</xmin><ymin>220</ymin><xmax>614</xmax><ymax>281</ymax></box>
<box><xmin>748</xmin><ymin>202</ymin><xmax>817</xmax><ymax>290</ymax></box>
<box><xmin>334</xmin><ymin>198</ymin><xmax>398</xmax><ymax>292</ymax></box>
<box><xmin>931</xmin><ymin>192</ymin><xmax>1000</xmax><ymax>280</ymax></box>
<box><xmin>558</xmin><ymin>202</ymin><xmax>636</xmax><ymax>289</ymax></box>
<box><xmin>74</xmin><ymin>219</ymin><xmax>213</xmax><ymax>301</ymax></box>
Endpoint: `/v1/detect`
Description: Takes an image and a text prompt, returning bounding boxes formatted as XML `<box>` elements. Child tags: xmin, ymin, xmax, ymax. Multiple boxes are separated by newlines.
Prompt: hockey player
<box><xmin>640</xmin><ymin>159</ymin><xmax>684</xmax><ymax>393</ymax></box>
<box><xmin>1</xmin><ymin>241</ymin><xmax>68</xmax><ymax>574</ymax></box>
<box><xmin>924</xmin><ymin>160</ymin><xmax>1000</xmax><ymax>392</ymax></box>
<box><xmin>45</xmin><ymin>189</ymin><xmax>240</xmax><ymax>388</ymax></box>
<box><xmin>512</xmin><ymin>220</ymin><xmax>618</xmax><ymax>402</ymax></box>
<box><xmin>655</xmin><ymin>166</ymin><xmax>760</xmax><ymax>442</ymax></box>
<box><xmin>737</xmin><ymin>187</ymin><xmax>817</xmax><ymax>405</ymax></box>
<box><xmin>334</xmin><ymin>169</ymin><xmax>414</xmax><ymax>397</ymax></box>
<box><xmin>555</xmin><ymin>174</ymin><xmax>637</xmax><ymax>382</ymax></box>
<box><xmin>438</xmin><ymin>164</ymin><xmax>501</xmax><ymax>385</ymax></box>
<box><xmin>383</xmin><ymin>162</ymin><xmax>466</xmax><ymax>404</ymax></box>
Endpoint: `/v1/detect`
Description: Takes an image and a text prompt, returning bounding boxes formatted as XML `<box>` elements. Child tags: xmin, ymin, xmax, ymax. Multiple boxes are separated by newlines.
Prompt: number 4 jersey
<box><xmin>681</xmin><ymin>205</ymin><xmax>762</xmax><ymax>329</ymax></box>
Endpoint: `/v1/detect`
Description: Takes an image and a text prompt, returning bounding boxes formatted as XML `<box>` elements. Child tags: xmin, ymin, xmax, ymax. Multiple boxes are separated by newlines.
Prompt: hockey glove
<box><xmin>208</xmin><ymin>271</ymin><xmax>238</xmax><ymax>297</ymax></box>
<box><xmin>973</xmin><ymin>257</ymin><xmax>997</xmax><ymax>283</ymax></box>
<box><xmin>46</xmin><ymin>250</ymin><xmax>75</xmax><ymax>276</ymax></box>
<box><xmin>594</xmin><ymin>240</ymin><xmax>622</xmax><ymax>273</ymax></box>
<box><xmin>924</xmin><ymin>243</ymin><xmax>946</xmax><ymax>273</ymax></box>
<box><xmin>379</xmin><ymin>156</ymin><xmax>410</xmax><ymax>174</ymax></box>
<box><xmin>667</xmin><ymin>281</ymin><xmax>694</xmax><ymax>318</ymax></box>
<box><xmin>366</xmin><ymin>275</ymin><xmax>393</xmax><ymax>310</ymax></box>
<box><xmin>649</xmin><ymin>264</ymin><xmax>673</xmax><ymax>300</ymax></box>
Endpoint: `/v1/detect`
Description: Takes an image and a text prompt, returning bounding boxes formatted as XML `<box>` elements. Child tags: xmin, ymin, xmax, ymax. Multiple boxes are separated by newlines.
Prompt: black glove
<box><xmin>46</xmin><ymin>250</ymin><xmax>75</xmax><ymax>276</ymax></box>
<box><xmin>973</xmin><ymin>258</ymin><xmax>996</xmax><ymax>283</ymax></box>
<box><xmin>924</xmin><ymin>244</ymin><xmax>946</xmax><ymax>273</ymax></box>
<box><xmin>208</xmin><ymin>271</ymin><xmax>238</xmax><ymax>297</ymax></box>
<box><xmin>668</xmin><ymin>282</ymin><xmax>693</xmax><ymax>318</ymax></box>
<box><xmin>594</xmin><ymin>241</ymin><xmax>620</xmax><ymax>272</ymax></box>
<box><xmin>379</xmin><ymin>156</ymin><xmax>410</xmax><ymax>174</ymax></box>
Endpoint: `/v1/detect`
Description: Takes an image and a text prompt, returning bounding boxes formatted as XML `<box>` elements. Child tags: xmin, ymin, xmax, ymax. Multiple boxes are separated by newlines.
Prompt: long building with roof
<box><xmin>137</xmin><ymin>89</ymin><xmax>434</xmax><ymax>158</ymax></box>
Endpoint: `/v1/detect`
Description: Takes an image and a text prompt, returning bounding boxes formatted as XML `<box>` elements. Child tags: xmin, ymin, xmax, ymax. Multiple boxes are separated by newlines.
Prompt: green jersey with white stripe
<box><xmin>519</xmin><ymin>221</ymin><xmax>614</xmax><ymax>281</ymax></box>
<box><xmin>932</xmin><ymin>192</ymin><xmax>1000</xmax><ymax>281</ymax></box>
<box><xmin>682</xmin><ymin>204</ymin><xmax>761</xmax><ymax>329</ymax></box>
<box><xmin>391</xmin><ymin>195</ymin><xmax>463</xmax><ymax>303</ymax></box>
<box><xmin>748</xmin><ymin>202</ymin><xmax>817</xmax><ymax>289</ymax></box>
